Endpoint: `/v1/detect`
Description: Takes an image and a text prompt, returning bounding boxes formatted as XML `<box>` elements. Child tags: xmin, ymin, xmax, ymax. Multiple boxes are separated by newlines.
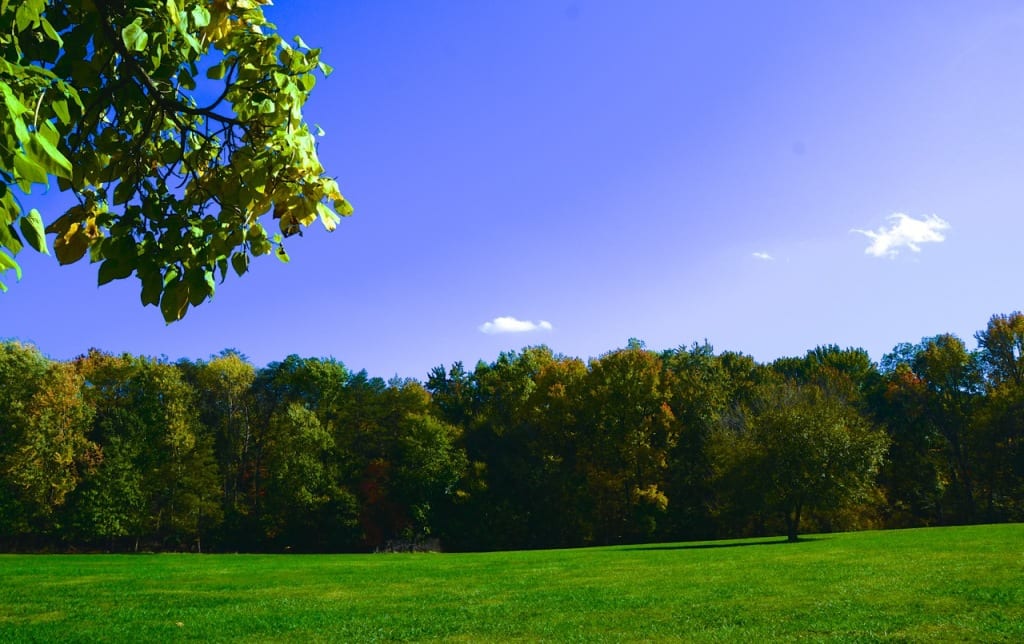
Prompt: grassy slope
<box><xmin>1</xmin><ymin>524</ymin><xmax>1021</xmax><ymax>642</ymax></box>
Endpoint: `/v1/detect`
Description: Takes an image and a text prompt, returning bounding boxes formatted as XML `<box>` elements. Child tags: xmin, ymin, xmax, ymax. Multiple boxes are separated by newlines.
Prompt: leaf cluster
<box><xmin>0</xmin><ymin>0</ymin><xmax>350</xmax><ymax>318</ymax></box>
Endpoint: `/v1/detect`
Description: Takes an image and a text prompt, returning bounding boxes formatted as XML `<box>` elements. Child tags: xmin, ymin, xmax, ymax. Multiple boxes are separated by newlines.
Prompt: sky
<box><xmin>6</xmin><ymin>1</ymin><xmax>1024</xmax><ymax>379</ymax></box>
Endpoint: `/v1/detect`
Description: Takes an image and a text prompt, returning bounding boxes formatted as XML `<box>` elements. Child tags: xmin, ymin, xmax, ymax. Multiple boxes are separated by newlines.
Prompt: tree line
<box><xmin>1</xmin><ymin>312</ymin><xmax>1022</xmax><ymax>552</ymax></box>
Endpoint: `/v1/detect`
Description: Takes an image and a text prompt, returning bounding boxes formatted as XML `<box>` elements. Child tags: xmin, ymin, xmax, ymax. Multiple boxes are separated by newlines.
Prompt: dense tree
<box><xmin>0</xmin><ymin>343</ymin><xmax>97</xmax><ymax>545</ymax></box>
<box><xmin>976</xmin><ymin>312</ymin><xmax>1024</xmax><ymax>387</ymax></box>
<box><xmin>247</xmin><ymin>356</ymin><xmax>358</xmax><ymax>551</ymax></box>
<box><xmin>874</xmin><ymin>363</ymin><xmax>947</xmax><ymax>526</ymax></box>
<box><xmin>67</xmin><ymin>351</ymin><xmax>221</xmax><ymax>549</ymax></box>
<box><xmin>520</xmin><ymin>354</ymin><xmax>590</xmax><ymax>547</ymax></box>
<box><xmin>184</xmin><ymin>351</ymin><xmax>258</xmax><ymax>537</ymax></box>
<box><xmin>0</xmin><ymin>1</ymin><xmax>350</xmax><ymax>318</ymax></box>
<box><xmin>974</xmin><ymin>313</ymin><xmax>1024</xmax><ymax>520</ymax></box>
<box><xmin>712</xmin><ymin>382</ymin><xmax>889</xmax><ymax>542</ymax></box>
<box><xmin>3</xmin><ymin>313</ymin><xmax>1024</xmax><ymax>552</ymax></box>
<box><xmin>581</xmin><ymin>346</ymin><xmax>677</xmax><ymax>543</ymax></box>
<box><xmin>350</xmin><ymin>380</ymin><xmax>465</xmax><ymax>548</ymax></box>
<box><xmin>660</xmin><ymin>344</ymin><xmax>759</xmax><ymax>540</ymax></box>
<box><xmin>911</xmin><ymin>335</ymin><xmax>984</xmax><ymax>522</ymax></box>
<box><xmin>445</xmin><ymin>347</ymin><xmax>557</xmax><ymax>550</ymax></box>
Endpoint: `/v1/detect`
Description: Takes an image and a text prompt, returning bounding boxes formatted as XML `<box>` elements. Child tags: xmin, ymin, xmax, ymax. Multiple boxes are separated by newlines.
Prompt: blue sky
<box><xmin>6</xmin><ymin>1</ymin><xmax>1024</xmax><ymax>378</ymax></box>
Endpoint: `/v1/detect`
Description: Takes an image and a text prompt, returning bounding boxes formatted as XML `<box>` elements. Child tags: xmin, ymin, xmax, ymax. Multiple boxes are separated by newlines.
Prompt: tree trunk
<box><xmin>785</xmin><ymin>503</ymin><xmax>802</xmax><ymax>542</ymax></box>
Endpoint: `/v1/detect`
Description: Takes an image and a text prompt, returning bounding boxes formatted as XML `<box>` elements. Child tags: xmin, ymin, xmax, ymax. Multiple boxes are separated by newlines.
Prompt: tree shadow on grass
<box><xmin>623</xmin><ymin>536</ymin><xmax>824</xmax><ymax>552</ymax></box>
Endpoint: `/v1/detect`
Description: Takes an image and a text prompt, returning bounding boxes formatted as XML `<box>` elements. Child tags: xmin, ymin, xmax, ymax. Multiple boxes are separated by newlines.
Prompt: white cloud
<box><xmin>479</xmin><ymin>316</ymin><xmax>553</xmax><ymax>334</ymax></box>
<box><xmin>752</xmin><ymin>251</ymin><xmax>774</xmax><ymax>261</ymax></box>
<box><xmin>853</xmin><ymin>213</ymin><xmax>950</xmax><ymax>258</ymax></box>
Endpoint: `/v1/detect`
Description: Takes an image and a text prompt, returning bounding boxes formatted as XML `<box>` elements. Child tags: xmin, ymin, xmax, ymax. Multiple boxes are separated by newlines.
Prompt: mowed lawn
<box><xmin>1</xmin><ymin>524</ymin><xmax>1021</xmax><ymax>642</ymax></box>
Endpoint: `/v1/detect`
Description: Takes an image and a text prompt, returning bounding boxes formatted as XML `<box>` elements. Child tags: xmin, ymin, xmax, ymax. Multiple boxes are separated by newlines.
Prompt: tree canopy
<box><xmin>0</xmin><ymin>0</ymin><xmax>350</xmax><ymax>320</ymax></box>
<box><xmin>3</xmin><ymin>312</ymin><xmax>1024</xmax><ymax>552</ymax></box>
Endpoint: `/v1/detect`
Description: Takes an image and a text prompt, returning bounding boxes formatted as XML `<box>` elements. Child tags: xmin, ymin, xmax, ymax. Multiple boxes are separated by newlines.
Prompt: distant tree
<box><xmin>522</xmin><ymin>354</ymin><xmax>590</xmax><ymax>547</ymax></box>
<box><xmin>873</xmin><ymin>362</ymin><xmax>947</xmax><ymax>526</ymax></box>
<box><xmin>426</xmin><ymin>361</ymin><xmax>475</xmax><ymax>429</ymax></box>
<box><xmin>187</xmin><ymin>351</ymin><xmax>258</xmax><ymax>537</ymax></box>
<box><xmin>0</xmin><ymin>342</ymin><xmax>98</xmax><ymax>545</ymax></box>
<box><xmin>660</xmin><ymin>344</ymin><xmax>756</xmax><ymax>540</ymax></box>
<box><xmin>974</xmin><ymin>313</ymin><xmax>1024</xmax><ymax>520</ymax></box>
<box><xmin>976</xmin><ymin>312</ymin><xmax>1024</xmax><ymax>387</ymax></box>
<box><xmin>0</xmin><ymin>1</ymin><xmax>350</xmax><ymax>318</ymax></box>
<box><xmin>912</xmin><ymin>335</ymin><xmax>984</xmax><ymax>522</ymax></box>
<box><xmin>438</xmin><ymin>348</ymin><xmax>555</xmax><ymax>550</ymax></box>
<box><xmin>712</xmin><ymin>382</ymin><xmax>889</xmax><ymax>542</ymax></box>
<box><xmin>363</xmin><ymin>382</ymin><xmax>465</xmax><ymax>547</ymax></box>
<box><xmin>67</xmin><ymin>351</ymin><xmax>221</xmax><ymax>549</ymax></box>
<box><xmin>249</xmin><ymin>356</ymin><xmax>359</xmax><ymax>551</ymax></box>
<box><xmin>582</xmin><ymin>346</ymin><xmax>677</xmax><ymax>543</ymax></box>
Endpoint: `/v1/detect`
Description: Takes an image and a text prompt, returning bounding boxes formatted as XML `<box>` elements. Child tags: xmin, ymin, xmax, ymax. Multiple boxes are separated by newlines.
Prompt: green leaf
<box><xmin>316</xmin><ymin>202</ymin><xmax>340</xmax><ymax>232</ymax></box>
<box><xmin>140</xmin><ymin>269</ymin><xmax>162</xmax><ymax>306</ymax></box>
<box><xmin>0</xmin><ymin>249</ymin><xmax>21</xmax><ymax>282</ymax></box>
<box><xmin>121</xmin><ymin>19</ymin><xmax>149</xmax><ymax>52</ymax></box>
<box><xmin>97</xmin><ymin>259</ymin><xmax>134</xmax><ymax>285</ymax></box>
<box><xmin>187</xmin><ymin>270</ymin><xmax>208</xmax><ymax>306</ymax></box>
<box><xmin>191</xmin><ymin>6</ymin><xmax>211</xmax><ymax>28</ymax></box>
<box><xmin>15</xmin><ymin>3</ymin><xmax>38</xmax><ymax>31</ymax></box>
<box><xmin>40</xmin><ymin>17</ymin><xmax>63</xmax><ymax>47</ymax></box>
<box><xmin>275</xmin><ymin>245</ymin><xmax>290</xmax><ymax>263</ymax></box>
<box><xmin>13</xmin><ymin>154</ymin><xmax>47</xmax><ymax>188</ymax></box>
<box><xmin>160</xmin><ymin>279</ymin><xmax>189</xmax><ymax>322</ymax></box>
<box><xmin>163</xmin><ymin>267</ymin><xmax>180</xmax><ymax>287</ymax></box>
<box><xmin>28</xmin><ymin>133</ymin><xmax>73</xmax><ymax>180</ymax></box>
<box><xmin>113</xmin><ymin>181</ymin><xmax>135</xmax><ymax>205</ymax></box>
<box><xmin>18</xmin><ymin>209</ymin><xmax>48</xmax><ymax>255</ymax></box>
<box><xmin>207</xmin><ymin>60</ymin><xmax>228</xmax><ymax>80</ymax></box>
<box><xmin>167</xmin><ymin>0</ymin><xmax>181</xmax><ymax>25</ymax></box>
<box><xmin>178</xmin><ymin>66</ymin><xmax>196</xmax><ymax>90</ymax></box>
<box><xmin>0</xmin><ymin>83</ymin><xmax>28</xmax><ymax>117</ymax></box>
<box><xmin>51</xmin><ymin>98</ymin><xmax>70</xmax><ymax>125</ymax></box>
<box><xmin>231</xmin><ymin>252</ymin><xmax>249</xmax><ymax>276</ymax></box>
<box><xmin>334</xmin><ymin>198</ymin><xmax>354</xmax><ymax>216</ymax></box>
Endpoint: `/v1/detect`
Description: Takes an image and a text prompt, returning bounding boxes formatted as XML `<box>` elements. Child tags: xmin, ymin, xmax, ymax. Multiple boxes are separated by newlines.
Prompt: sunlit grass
<box><xmin>1</xmin><ymin>524</ymin><xmax>1021</xmax><ymax>641</ymax></box>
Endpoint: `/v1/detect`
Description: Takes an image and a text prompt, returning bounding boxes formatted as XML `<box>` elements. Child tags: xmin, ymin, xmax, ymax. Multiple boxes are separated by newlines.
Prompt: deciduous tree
<box><xmin>713</xmin><ymin>382</ymin><xmax>888</xmax><ymax>542</ymax></box>
<box><xmin>0</xmin><ymin>1</ymin><xmax>350</xmax><ymax>318</ymax></box>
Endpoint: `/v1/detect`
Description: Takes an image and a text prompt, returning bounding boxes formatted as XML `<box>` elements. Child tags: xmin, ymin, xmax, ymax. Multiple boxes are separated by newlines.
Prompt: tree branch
<box><xmin>93</xmin><ymin>0</ymin><xmax>244</xmax><ymax>128</ymax></box>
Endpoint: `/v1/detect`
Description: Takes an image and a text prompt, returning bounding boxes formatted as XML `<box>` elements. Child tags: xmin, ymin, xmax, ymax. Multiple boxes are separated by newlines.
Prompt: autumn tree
<box><xmin>335</xmin><ymin>377</ymin><xmax>465</xmax><ymax>549</ymax></box>
<box><xmin>67</xmin><ymin>351</ymin><xmax>221</xmax><ymax>550</ymax></box>
<box><xmin>519</xmin><ymin>354</ymin><xmax>590</xmax><ymax>547</ymax></box>
<box><xmin>873</xmin><ymin>362</ymin><xmax>947</xmax><ymax>526</ymax></box>
<box><xmin>581</xmin><ymin>345</ymin><xmax>677</xmax><ymax>543</ymax></box>
<box><xmin>0</xmin><ymin>1</ymin><xmax>350</xmax><ymax>318</ymax></box>
<box><xmin>0</xmin><ymin>342</ymin><xmax>97</xmax><ymax>546</ymax></box>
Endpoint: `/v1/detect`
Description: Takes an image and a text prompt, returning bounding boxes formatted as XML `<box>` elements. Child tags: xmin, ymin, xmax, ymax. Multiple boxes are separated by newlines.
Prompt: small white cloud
<box><xmin>479</xmin><ymin>316</ymin><xmax>553</xmax><ymax>334</ymax></box>
<box><xmin>752</xmin><ymin>251</ymin><xmax>774</xmax><ymax>261</ymax></box>
<box><xmin>853</xmin><ymin>213</ymin><xmax>950</xmax><ymax>258</ymax></box>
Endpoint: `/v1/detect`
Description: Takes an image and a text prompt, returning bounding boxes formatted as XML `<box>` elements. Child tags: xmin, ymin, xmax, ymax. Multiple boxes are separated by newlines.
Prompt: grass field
<box><xmin>1</xmin><ymin>524</ymin><xmax>1021</xmax><ymax>642</ymax></box>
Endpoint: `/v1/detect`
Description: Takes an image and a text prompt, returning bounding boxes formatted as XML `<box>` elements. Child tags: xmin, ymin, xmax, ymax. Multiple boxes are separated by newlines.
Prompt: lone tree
<box><xmin>714</xmin><ymin>382</ymin><xmax>889</xmax><ymax>542</ymax></box>
<box><xmin>0</xmin><ymin>0</ymin><xmax>351</xmax><ymax>320</ymax></box>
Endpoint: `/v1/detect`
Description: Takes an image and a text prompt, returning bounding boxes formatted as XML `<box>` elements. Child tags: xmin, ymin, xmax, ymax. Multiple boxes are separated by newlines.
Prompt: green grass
<box><xmin>1</xmin><ymin>524</ymin><xmax>1022</xmax><ymax>642</ymax></box>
